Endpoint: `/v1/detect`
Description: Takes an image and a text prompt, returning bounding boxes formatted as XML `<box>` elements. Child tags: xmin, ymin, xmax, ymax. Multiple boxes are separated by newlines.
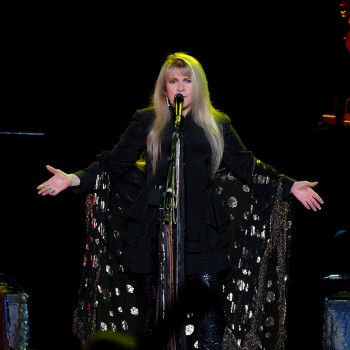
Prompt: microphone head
<box><xmin>174</xmin><ymin>93</ymin><xmax>184</xmax><ymax>117</ymax></box>
<box><xmin>174</xmin><ymin>93</ymin><xmax>184</xmax><ymax>103</ymax></box>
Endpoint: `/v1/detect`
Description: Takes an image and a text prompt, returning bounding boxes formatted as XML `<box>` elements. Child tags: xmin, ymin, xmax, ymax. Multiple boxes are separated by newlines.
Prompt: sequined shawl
<box><xmin>72</xmin><ymin>158</ymin><xmax>293</xmax><ymax>350</ymax></box>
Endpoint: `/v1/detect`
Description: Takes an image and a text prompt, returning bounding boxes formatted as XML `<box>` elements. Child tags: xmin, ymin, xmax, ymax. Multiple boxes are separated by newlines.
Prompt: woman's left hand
<box><xmin>291</xmin><ymin>181</ymin><xmax>324</xmax><ymax>211</ymax></box>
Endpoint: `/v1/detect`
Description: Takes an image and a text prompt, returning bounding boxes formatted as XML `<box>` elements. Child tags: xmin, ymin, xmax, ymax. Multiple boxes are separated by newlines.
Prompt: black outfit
<box><xmin>72</xmin><ymin>107</ymin><xmax>295</xmax><ymax>349</ymax></box>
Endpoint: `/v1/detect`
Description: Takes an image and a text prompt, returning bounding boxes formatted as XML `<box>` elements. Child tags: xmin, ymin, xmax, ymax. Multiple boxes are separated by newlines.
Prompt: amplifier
<box><xmin>0</xmin><ymin>275</ymin><xmax>30</xmax><ymax>350</ymax></box>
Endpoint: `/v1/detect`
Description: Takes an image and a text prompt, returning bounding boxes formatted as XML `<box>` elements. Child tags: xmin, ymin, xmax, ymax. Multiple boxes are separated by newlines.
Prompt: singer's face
<box><xmin>166</xmin><ymin>69</ymin><xmax>193</xmax><ymax>117</ymax></box>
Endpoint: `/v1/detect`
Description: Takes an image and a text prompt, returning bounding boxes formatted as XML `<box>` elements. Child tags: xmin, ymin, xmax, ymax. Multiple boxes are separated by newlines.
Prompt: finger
<box><xmin>307</xmin><ymin>202</ymin><xmax>316</xmax><ymax>211</ymax></box>
<box><xmin>46</xmin><ymin>165</ymin><xmax>57</xmax><ymax>175</ymax></box>
<box><xmin>315</xmin><ymin>195</ymin><xmax>324</xmax><ymax>204</ymax></box>
<box><xmin>314</xmin><ymin>199</ymin><xmax>323</xmax><ymax>210</ymax></box>
<box><xmin>37</xmin><ymin>182</ymin><xmax>48</xmax><ymax>190</ymax></box>
<box><xmin>310</xmin><ymin>199</ymin><xmax>322</xmax><ymax>211</ymax></box>
<box><xmin>38</xmin><ymin>188</ymin><xmax>49</xmax><ymax>196</ymax></box>
<box><xmin>38</xmin><ymin>183</ymin><xmax>55</xmax><ymax>195</ymax></box>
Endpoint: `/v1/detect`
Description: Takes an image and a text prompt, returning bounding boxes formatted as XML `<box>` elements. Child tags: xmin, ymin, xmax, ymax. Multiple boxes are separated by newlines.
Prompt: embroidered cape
<box><xmin>72</xmin><ymin>159</ymin><xmax>293</xmax><ymax>350</ymax></box>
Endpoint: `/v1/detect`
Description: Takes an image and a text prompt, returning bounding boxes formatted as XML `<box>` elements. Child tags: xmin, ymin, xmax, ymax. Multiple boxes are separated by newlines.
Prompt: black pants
<box><xmin>133</xmin><ymin>271</ymin><xmax>227</xmax><ymax>350</ymax></box>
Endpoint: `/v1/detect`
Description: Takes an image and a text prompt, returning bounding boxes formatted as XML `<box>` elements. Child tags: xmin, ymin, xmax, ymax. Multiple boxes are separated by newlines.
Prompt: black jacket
<box><xmin>73</xmin><ymin>107</ymin><xmax>294</xmax><ymax>274</ymax></box>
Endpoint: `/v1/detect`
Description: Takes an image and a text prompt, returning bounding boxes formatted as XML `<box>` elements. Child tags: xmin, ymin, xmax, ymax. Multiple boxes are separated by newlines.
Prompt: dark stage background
<box><xmin>1</xmin><ymin>3</ymin><xmax>350</xmax><ymax>349</ymax></box>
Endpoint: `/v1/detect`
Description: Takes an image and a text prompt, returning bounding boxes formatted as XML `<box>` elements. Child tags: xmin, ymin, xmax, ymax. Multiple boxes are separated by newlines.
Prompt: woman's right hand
<box><xmin>37</xmin><ymin>165</ymin><xmax>80</xmax><ymax>196</ymax></box>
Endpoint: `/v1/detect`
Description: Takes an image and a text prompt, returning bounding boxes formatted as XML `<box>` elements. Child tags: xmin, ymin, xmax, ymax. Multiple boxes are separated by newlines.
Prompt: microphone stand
<box><xmin>157</xmin><ymin>114</ymin><xmax>186</xmax><ymax>349</ymax></box>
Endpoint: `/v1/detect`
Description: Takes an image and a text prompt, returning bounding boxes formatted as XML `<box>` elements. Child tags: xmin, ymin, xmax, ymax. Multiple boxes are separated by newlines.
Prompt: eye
<box><xmin>169</xmin><ymin>78</ymin><xmax>178</xmax><ymax>84</ymax></box>
<box><xmin>185</xmin><ymin>78</ymin><xmax>192</xmax><ymax>83</ymax></box>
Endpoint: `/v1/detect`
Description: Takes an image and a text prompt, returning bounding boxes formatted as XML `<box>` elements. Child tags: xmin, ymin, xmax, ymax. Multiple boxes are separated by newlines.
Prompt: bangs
<box><xmin>167</xmin><ymin>61</ymin><xmax>192</xmax><ymax>77</ymax></box>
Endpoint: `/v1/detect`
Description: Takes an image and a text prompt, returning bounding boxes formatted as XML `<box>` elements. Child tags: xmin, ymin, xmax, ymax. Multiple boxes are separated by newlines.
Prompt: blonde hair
<box><xmin>147</xmin><ymin>52</ymin><xmax>225</xmax><ymax>176</ymax></box>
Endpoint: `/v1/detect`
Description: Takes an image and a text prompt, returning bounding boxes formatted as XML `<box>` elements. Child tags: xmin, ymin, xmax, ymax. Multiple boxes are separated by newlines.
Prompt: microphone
<box><xmin>174</xmin><ymin>93</ymin><xmax>184</xmax><ymax>131</ymax></box>
<box><xmin>174</xmin><ymin>93</ymin><xmax>184</xmax><ymax>117</ymax></box>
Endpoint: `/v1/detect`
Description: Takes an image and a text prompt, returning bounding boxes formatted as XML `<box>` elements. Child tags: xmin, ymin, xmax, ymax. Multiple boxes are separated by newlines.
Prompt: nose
<box><xmin>177</xmin><ymin>82</ymin><xmax>184</xmax><ymax>92</ymax></box>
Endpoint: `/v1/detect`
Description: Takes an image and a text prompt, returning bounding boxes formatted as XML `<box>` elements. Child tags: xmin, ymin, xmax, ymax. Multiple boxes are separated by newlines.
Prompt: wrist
<box><xmin>69</xmin><ymin>174</ymin><xmax>80</xmax><ymax>187</ymax></box>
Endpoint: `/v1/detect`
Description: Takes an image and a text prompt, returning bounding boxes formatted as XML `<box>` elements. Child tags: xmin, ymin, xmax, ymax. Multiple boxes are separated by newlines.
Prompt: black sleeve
<box><xmin>221</xmin><ymin>116</ymin><xmax>295</xmax><ymax>201</ymax></box>
<box><xmin>72</xmin><ymin>110</ymin><xmax>151</xmax><ymax>194</ymax></box>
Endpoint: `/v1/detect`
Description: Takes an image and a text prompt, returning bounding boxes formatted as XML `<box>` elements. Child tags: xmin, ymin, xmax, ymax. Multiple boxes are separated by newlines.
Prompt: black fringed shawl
<box><xmin>72</xmin><ymin>158</ymin><xmax>293</xmax><ymax>350</ymax></box>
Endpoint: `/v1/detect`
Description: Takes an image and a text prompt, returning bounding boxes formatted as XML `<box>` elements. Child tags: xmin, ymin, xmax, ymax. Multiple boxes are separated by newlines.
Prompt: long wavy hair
<box><xmin>147</xmin><ymin>52</ymin><xmax>225</xmax><ymax>176</ymax></box>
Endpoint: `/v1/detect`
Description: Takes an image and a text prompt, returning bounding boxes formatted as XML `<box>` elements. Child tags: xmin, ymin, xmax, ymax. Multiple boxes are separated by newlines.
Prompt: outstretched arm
<box><xmin>37</xmin><ymin>165</ymin><xmax>80</xmax><ymax>196</ymax></box>
<box><xmin>291</xmin><ymin>181</ymin><xmax>324</xmax><ymax>211</ymax></box>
